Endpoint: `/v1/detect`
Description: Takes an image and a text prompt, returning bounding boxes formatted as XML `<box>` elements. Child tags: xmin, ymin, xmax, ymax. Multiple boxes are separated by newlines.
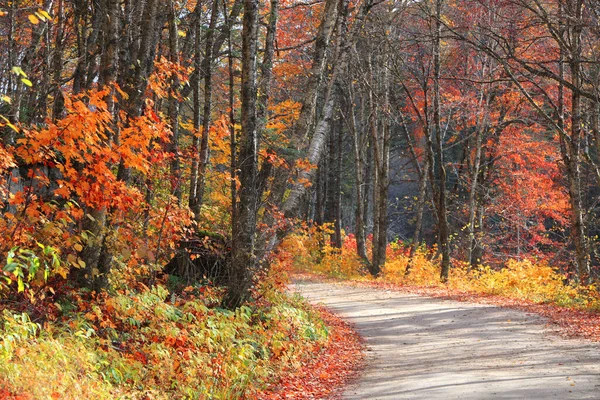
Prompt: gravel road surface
<box><xmin>292</xmin><ymin>281</ymin><xmax>600</xmax><ymax>400</ymax></box>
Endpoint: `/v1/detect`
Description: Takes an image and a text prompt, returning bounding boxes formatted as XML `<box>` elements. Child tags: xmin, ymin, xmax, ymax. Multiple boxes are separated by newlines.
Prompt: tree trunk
<box><xmin>76</xmin><ymin>0</ymin><xmax>120</xmax><ymax>291</ymax></box>
<box><xmin>190</xmin><ymin>0</ymin><xmax>220</xmax><ymax>218</ymax></box>
<box><xmin>315</xmin><ymin>161</ymin><xmax>326</xmax><ymax>226</ymax></box>
<box><xmin>282</xmin><ymin>0</ymin><xmax>373</xmax><ymax>219</ymax></box>
<box><xmin>335</xmin><ymin>121</ymin><xmax>343</xmax><ymax>248</ymax></box>
<box><xmin>369</xmin><ymin>73</ymin><xmax>381</xmax><ymax>275</ymax></box>
<box><xmin>290</xmin><ymin>0</ymin><xmax>339</xmax><ymax>145</ymax></box>
<box><xmin>325</xmin><ymin>117</ymin><xmax>343</xmax><ymax>248</ymax></box>
<box><xmin>346</xmin><ymin>85</ymin><xmax>370</xmax><ymax>264</ymax></box>
<box><xmin>467</xmin><ymin>96</ymin><xmax>488</xmax><ymax>268</ymax></box>
<box><xmin>188</xmin><ymin>16</ymin><xmax>203</xmax><ymax>212</ymax></box>
<box><xmin>431</xmin><ymin>0</ymin><xmax>451</xmax><ymax>282</ymax></box>
<box><xmin>227</xmin><ymin>8</ymin><xmax>238</xmax><ymax>239</ymax></box>
<box><xmin>368</xmin><ymin>55</ymin><xmax>390</xmax><ymax>276</ymax></box>
<box><xmin>225</xmin><ymin>0</ymin><xmax>260</xmax><ymax>309</ymax></box>
<box><xmin>126</xmin><ymin>0</ymin><xmax>159</xmax><ymax>117</ymax></box>
<box><xmin>364</xmin><ymin>125</ymin><xmax>373</xmax><ymax>237</ymax></box>
<box><xmin>180</xmin><ymin>0</ymin><xmax>244</xmax><ymax>100</ymax></box>
<box><xmin>257</xmin><ymin>0</ymin><xmax>279</xmax><ymax>133</ymax></box>
<box><xmin>167</xmin><ymin>0</ymin><xmax>182</xmax><ymax>202</ymax></box>
<box><xmin>406</xmin><ymin>157</ymin><xmax>429</xmax><ymax>275</ymax></box>
<box><xmin>51</xmin><ymin>0</ymin><xmax>66</xmax><ymax>121</ymax></box>
<box><xmin>567</xmin><ymin>0</ymin><xmax>590</xmax><ymax>283</ymax></box>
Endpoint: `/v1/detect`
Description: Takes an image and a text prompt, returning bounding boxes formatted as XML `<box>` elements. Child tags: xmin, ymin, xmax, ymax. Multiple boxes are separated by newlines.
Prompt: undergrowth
<box><xmin>285</xmin><ymin>228</ymin><xmax>600</xmax><ymax>312</ymax></box>
<box><xmin>0</xmin><ymin>277</ymin><xmax>329</xmax><ymax>399</ymax></box>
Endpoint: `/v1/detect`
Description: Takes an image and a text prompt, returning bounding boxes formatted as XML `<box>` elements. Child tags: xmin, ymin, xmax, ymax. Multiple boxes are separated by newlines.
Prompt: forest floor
<box><xmin>291</xmin><ymin>279</ymin><xmax>600</xmax><ymax>400</ymax></box>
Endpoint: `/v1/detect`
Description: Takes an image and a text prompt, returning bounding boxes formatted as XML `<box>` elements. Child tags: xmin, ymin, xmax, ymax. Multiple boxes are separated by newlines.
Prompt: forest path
<box><xmin>291</xmin><ymin>280</ymin><xmax>600</xmax><ymax>400</ymax></box>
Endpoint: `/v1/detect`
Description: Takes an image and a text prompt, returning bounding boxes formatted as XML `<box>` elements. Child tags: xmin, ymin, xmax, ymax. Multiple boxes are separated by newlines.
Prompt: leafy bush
<box><xmin>281</xmin><ymin>227</ymin><xmax>366</xmax><ymax>279</ymax></box>
<box><xmin>0</xmin><ymin>284</ymin><xmax>329</xmax><ymax>399</ymax></box>
<box><xmin>293</xmin><ymin>231</ymin><xmax>600</xmax><ymax>312</ymax></box>
<box><xmin>1</xmin><ymin>244</ymin><xmax>65</xmax><ymax>296</ymax></box>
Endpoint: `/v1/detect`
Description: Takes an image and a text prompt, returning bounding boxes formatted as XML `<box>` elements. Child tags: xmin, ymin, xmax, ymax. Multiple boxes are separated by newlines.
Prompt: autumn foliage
<box><xmin>0</xmin><ymin>280</ymin><xmax>335</xmax><ymax>398</ymax></box>
<box><xmin>2</xmin><ymin>0</ymin><xmax>600</xmax><ymax>397</ymax></box>
<box><xmin>288</xmin><ymin>228</ymin><xmax>600</xmax><ymax>313</ymax></box>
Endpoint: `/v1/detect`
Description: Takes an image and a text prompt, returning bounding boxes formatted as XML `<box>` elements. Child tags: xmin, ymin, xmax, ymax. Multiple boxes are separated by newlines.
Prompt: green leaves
<box><xmin>2</xmin><ymin>244</ymin><xmax>61</xmax><ymax>294</ymax></box>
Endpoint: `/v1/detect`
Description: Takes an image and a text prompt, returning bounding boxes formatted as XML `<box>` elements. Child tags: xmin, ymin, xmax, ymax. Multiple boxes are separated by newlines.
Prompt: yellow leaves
<box><xmin>284</xmin><ymin>229</ymin><xmax>365</xmax><ymax>279</ymax></box>
<box><xmin>38</xmin><ymin>10</ymin><xmax>52</xmax><ymax>21</ymax></box>
<box><xmin>55</xmin><ymin>265</ymin><xmax>69</xmax><ymax>279</ymax></box>
<box><xmin>67</xmin><ymin>254</ymin><xmax>86</xmax><ymax>270</ymax></box>
<box><xmin>99</xmin><ymin>317</ymin><xmax>116</xmax><ymax>329</ymax></box>
<box><xmin>67</xmin><ymin>253</ymin><xmax>77</xmax><ymax>265</ymax></box>
<box><xmin>271</xmin><ymin>339</ymin><xmax>286</xmax><ymax>357</ymax></box>
<box><xmin>0</xmin><ymin>115</ymin><xmax>19</xmax><ymax>133</ymax></box>
<box><xmin>0</xmin><ymin>10</ymin><xmax>7</xmax><ymax>17</ymax></box>
<box><xmin>84</xmin><ymin>311</ymin><xmax>97</xmax><ymax>321</ymax></box>
<box><xmin>27</xmin><ymin>10</ymin><xmax>52</xmax><ymax>25</ymax></box>
<box><xmin>266</xmin><ymin>100</ymin><xmax>301</xmax><ymax>137</ymax></box>
<box><xmin>11</xmin><ymin>66</ymin><xmax>34</xmax><ymax>88</ymax></box>
<box><xmin>12</xmin><ymin>66</ymin><xmax>26</xmax><ymax>77</ymax></box>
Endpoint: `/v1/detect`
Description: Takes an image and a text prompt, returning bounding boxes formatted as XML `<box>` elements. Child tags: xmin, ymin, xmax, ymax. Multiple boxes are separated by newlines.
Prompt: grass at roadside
<box><xmin>0</xmin><ymin>276</ymin><xmax>357</xmax><ymax>399</ymax></box>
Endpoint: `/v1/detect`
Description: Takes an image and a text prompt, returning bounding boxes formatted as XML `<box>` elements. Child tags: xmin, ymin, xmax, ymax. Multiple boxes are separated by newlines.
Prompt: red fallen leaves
<box><xmin>256</xmin><ymin>305</ymin><xmax>365</xmax><ymax>400</ymax></box>
<box><xmin>131</xmin><ymin>350</ymin><xmax>149</xmax><ymax>365</ymax></box>
<box><xmin>0</xmin><ymin>386</ymin><xmax>30</xmax><ymax>400</ymax></box>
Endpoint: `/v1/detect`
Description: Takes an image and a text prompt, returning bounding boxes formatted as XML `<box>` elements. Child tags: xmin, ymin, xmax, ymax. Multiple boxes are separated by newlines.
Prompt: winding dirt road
<box><xmin>292</xmin><ymin>280</ymin><xmax>600</xmax><ymax>400</ymax></box>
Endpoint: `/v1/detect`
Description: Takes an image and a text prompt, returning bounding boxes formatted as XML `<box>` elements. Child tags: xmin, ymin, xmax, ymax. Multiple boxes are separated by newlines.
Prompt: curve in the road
<box><xmin>292</xmin><ymin>281</ymin><xmax>600</xmax><ymax>400</ymax></box>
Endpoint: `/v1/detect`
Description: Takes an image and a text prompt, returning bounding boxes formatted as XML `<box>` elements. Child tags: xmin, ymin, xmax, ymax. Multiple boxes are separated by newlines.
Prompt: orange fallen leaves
<box><xmin>418</xmin><ymin>286</ymin><xmax>600</xmax><ymax>342</ymax></box>
<box><xmin>257</xmin><ymin>305</ymin><xmax>365</xmax><ymax>400</ymax></box>
<box><xmin>0</xmin><ymin>385</ymin><xmax>31</xmax><ymax>400</ymax></box>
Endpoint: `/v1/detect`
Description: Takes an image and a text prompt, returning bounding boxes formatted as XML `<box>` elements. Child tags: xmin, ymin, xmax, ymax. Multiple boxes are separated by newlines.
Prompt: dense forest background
<box><xmin>1</xmin><ymin>0</ymin><xmax>600</xmax><ymax>306</ymax></box>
